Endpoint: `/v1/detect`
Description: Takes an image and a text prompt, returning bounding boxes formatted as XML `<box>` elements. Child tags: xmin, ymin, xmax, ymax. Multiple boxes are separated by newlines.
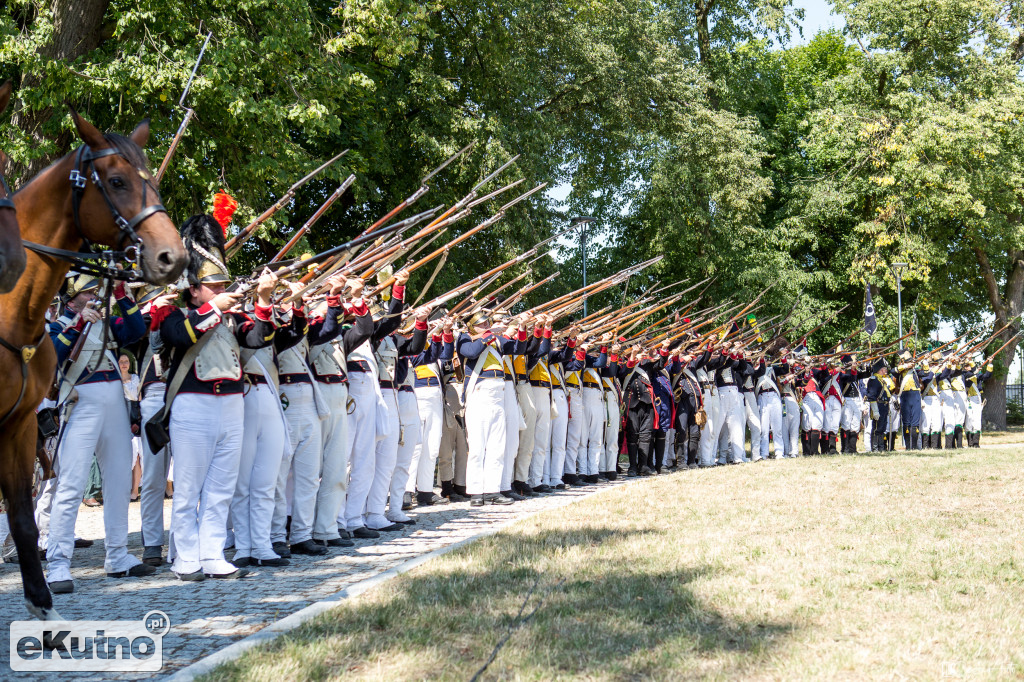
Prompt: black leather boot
<box><xmin>839</xmin><ymin>430</ymin><xmax>848</xmax><ymax>453</ymax></box>
<box><xmin>809</xmin><ymin>430</ymin><xmax>820</xmax><ymax>455</ymax></box>
<box><xmin>954</xmin><ymin>425</ymin><xmax>964</xmax><ymax>449</ymax></box>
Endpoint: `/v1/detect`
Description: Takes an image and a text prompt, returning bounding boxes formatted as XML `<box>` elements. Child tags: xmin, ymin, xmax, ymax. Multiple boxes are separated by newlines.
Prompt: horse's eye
<box><xmin>109</xmin><ymin>176</ymin><xmax>126</xmax><ymax>189</ymax></box>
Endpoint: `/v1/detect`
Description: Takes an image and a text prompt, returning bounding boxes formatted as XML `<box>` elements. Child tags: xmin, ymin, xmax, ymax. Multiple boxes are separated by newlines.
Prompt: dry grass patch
<box><xmin>203</xmin><ymin>446</ymin><xmax>1024</xmax><ymax>681</ymax></box>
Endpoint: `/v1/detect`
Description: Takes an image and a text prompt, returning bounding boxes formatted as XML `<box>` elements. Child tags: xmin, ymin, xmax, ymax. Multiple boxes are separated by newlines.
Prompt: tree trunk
<box><xmin>983</xmin><ymin>372</ymin><xmax>1006</xmax><ymax>430</ymax></box>
<box><xmin>694</xmin><ymin>0</ymin><xmax>717</xmax><ymax>109</ymax></box>
<box><xmin>7</xmin><ymin>0</ymin><xmax>111</xmax><ymax>185</ymax></box>
<box><xmin>974</xmin><ymin>245</ymin><xmax>1024</xmax><ymax>430</ymax></box>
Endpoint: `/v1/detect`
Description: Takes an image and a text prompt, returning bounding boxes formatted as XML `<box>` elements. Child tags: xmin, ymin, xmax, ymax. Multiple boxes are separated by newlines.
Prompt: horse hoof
<box><xmin>25</xmin><ymin>600</ymin><xmax>64</xmax><ymax>621</ymax></box>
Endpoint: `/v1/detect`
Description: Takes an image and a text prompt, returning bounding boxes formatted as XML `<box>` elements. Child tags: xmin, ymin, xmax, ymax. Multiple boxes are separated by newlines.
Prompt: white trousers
<box><xmin>717</xmin><ymin>386</ymin><xmax>745</xmax><ymax>464</ymax></box>
<box><xmin>802</xmin><ymin>393</ymin><xmax>824</xmax><ymax>431</ymax></box>
<box><xmin>465</xmin><ymin>377</ymin><xmax>506</xmax><ymax>495</ymax></box>
<box><xmin>528</xmin><ymin>385</ymin><xmax>551</xmax><ymax>486</ymax></box>
<box><xmin>386</xmin><ymin>389</ymin><xmax>421</xmax><ymax>521</ymax></box>
<box><xmin>47</xmin><ymin>381</ymin><xmax>140</xmax><ymax>582</ymax></box>
<box><xmin>546</xmin><ymin>388</ymin><xmax>568</xmax><ymax>486</ymax></box>
<box><xmin>698</xmin><ymin>390</ymin><xmax>720</xmax><ymax>466</ymax></box>
<box><xmin>823</xmin><ymin>395</ymin><xmax>842</xmax><ymax>434</ymax></box>
<box><xmin>514</xmin><ymin>382</ymin><xmax>537</xmax><ymax>482</ymax></box>
<box><xmin>502</xmin><ymin>381</ymin><xmax>520</xmax><ymax>491</ymax></box>
<box><xmin>966</xmin><ymin>394</ymin><xmax>982</xmax><ymax>432</ymax></box>
<box><xmin>757</xmin><ymin>392</ymin><xmax>783</xmax><ymax>460</ymax></box>
<box><xmin>743</xmin><ymin>391</ymin><xmax>761</xmax><ymax>460</ymax></box>
<box><xmin>601</xmin><ymin>389</ymin><xmax>620</xmax><ymax>472</ymax></box>
<box><xmin>922</xmin><ymin>395</ymin><xmax>942</xmax><ymax>434</ymax></box>
<box><xmin>367</xmin><ymin>387</ymin><xmax>400</xmax><ymax>529</ymax></box>
<box><xmin>168</xmin><ymin>392</ymin><xmax>244</xmax><ymax>576</ymax></box>
<box><xmin>140</xmin><ymin>386</ymin><xmax>171</xmax><ymax>548</ymax></box>
<box><xmin>232</xmin><ymin>383</ymin><xmax>287</xmax><ymax>559</ymax></box>
<box><xmin>313</xmin><ymin>381</ymin><xmax>349</xmax><ymax>540</ymax></box>
<box><xmin>276</xmin><ymin>382</ymin><xmax>322</xmax><ymax>544</ymax></box>
<box><xmin>342</xmin><ymin>372</ymin><xmax>379</xmax><ymax>530</ymax></box>
<box><xmin>782</xmin><ymin>395</ymin><xmax>800</xmax><ymax>456</ymax></box>
<box><xmin>409</xmin><ymin>385</ymin><xmax>443</xmax><ymax>493</ymax></box>
<box><xmin>940</xmin><ymin>390</ymin><xmax>963</xmax><ymax>435</ymax></box>
<box><xmin>581</xmin><ymin>386</ymin><xmax>605</xmax><ymax>476</ymax></box>
<box><xmin>841</xmin><ymin>396</ymin><xmax>864</xmax><ymax>432</ymax></box>
<box><xmin>564</xmin><ymin>385</ymin><xmax>584</xmax><ymax>475</ymax></box>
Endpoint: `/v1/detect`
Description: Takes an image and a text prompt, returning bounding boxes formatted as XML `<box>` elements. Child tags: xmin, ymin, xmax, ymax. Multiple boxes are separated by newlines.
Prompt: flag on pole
<box><xmin>864</xmin><ymin>283</ymin><xmax>877</xmax><ymax>337</ymax></box>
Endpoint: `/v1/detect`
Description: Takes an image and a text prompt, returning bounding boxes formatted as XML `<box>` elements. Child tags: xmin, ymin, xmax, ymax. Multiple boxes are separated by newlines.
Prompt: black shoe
<box><xmin>687</xmin><ymin>463</ymin><xmax>698</xmax><ymax>470</ymax></box>
<box><xmin>486</xmin><ymin>493</ymin><xmax>515</xmax><ymax>505</ymax></box>
<box><xmin>107</xmin><ymin>563</ymin><xmax>156</xmax><ymax>578</ymax></box>
<box><xmin>640</xmin><ymin>466</ymin><xmax>654</xmax><ymax>476</ymax></box>
<box><xmin>402</xmin><ymin>492</ymin><xmax>414</xmax><ymax>510</ymax></box>
<box><xmin>587</xmin><ymin>474</ymin><xmax>601</xmax><ymax>483</ymax></box>
<box><xmin>449</xmin><ymin>492</ymin><xmax>471</xmax><ymax>502</ymax></box>
<box><xmin>74</xmin><ymin>538</ymin><xmax>93</xmax><ymax>548</ymax></box>
<box><xmin>253</xmin><ymin>557</ymin><xmax>291</xmax><ymax>567</ymax></box>
<box><xmin>175</xmin><ymin>570</ymin><xmax>206</xmax><ymax>582</ymax></box>
<box><xmin>554</xmin><ymin>483</ymin><xmax>566</xmax><ymax>490</ymax></box>
<box><xmin>388</xmin><ymin>517</ymin><xmax>417</xmax><ymax>526</ymax></box>
<box><xmin>206</xmin><ymin>568</ymin><xmax>249</xmax><ymax>579</ymax></box>
<box><xmin>417</xmin><ymin>490</ymin><xmax>449</xmax><ymax>506</ymax></box>
<box><xmin>338</xmin><ymin>528</ymin><xmax>352</xmax><ymax>540</ymax></box>
<box><xmin>533</xmin><ymin>484</ymin><xmax>553</xmax><ymax>494</ymax></box>
<box><xmin>470</xmin><ymin>495</ymin><xmax>485</xmax><ymax>507</ymax></box>
<box><xmin>290</xmin><ymin>539</ymin><xmax>328</xmax><ymax>556</ymax></box>
<box><xmin>231</xmin><ymin>556</ymin><xmax>252</xmax><ymax>568</ymax></box>
<box><xmin>501</xmin><ymin>490</ymin><xmax>526</xmax><ymax>501</ymax></box>
<box><xmin>316</xmin><ymin>537</ymin><xmax>354</xmax><ymax>548</ymax></box>
<box><xmin>453</xmin><ymin>484</ymin><xmax>469</xmax><ymax>498</ymax></box>
<box><xmin>49</xmin><ymin>580</ymin><xmax>74</xmax><ymax>594</ymax></box>
<box><xmin>272</xmin><ymin>541</ymin><xmax>292</xmax><ymax>558</ymax></box>
<box><xmin>626</xmin><ymin>468</ymin><xmax>637</xmax><ymax>477</ymax></box>
<box><xmin>370</xmin><ymin>523</ymin><xmax>403</xmax><ymax>532</ymax></box>
<box><xmin>351</xmin><ymin>526</ymin><xmax>380</xmax><ymax>539</ymax></box>
<box><xmin>440</xmin><ymin>479</ymin><xmax>454</xmax><ymax>499</ymax></box>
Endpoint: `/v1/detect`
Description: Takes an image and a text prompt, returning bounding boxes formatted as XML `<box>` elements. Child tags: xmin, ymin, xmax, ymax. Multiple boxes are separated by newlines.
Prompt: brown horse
<box><xmin>0</xmin><ymin>110</ymin><xmax>186</xmax><ymax>619</ymax></box>
<box><xmin>0</xmin><ymin>81</ymin><xmax>28</xmax><ymax>292</ymax></box>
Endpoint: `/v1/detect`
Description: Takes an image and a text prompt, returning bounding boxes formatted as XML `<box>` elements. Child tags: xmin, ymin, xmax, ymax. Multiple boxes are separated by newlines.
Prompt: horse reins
<box><xmin>0</xmin><ymin>144</ymin><xmax>168</xmax><ymax>428</ymax></box>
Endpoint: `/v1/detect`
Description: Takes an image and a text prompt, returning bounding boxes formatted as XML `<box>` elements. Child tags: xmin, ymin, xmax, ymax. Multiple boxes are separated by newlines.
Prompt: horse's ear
<box><xmin>129</xmin><ymin>119</ymin><xmax>150</xmax><ymax>149</ymax></box>
<box><xmin>69</xmin><ymin>107</ymin><xmax>109</xmax><ymax>151</ymax></box>
<box><xmin>0</xmin><ymin>81</ymin><xmax>11</xmax><ymax>116</ymax></box>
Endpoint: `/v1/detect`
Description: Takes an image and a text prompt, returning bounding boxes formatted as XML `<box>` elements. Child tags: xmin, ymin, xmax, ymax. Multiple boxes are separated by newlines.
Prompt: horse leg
<box><xmin>0</xmin><ymin>420</ymin><xmax>61</xmax><ymax>620</ymax></box>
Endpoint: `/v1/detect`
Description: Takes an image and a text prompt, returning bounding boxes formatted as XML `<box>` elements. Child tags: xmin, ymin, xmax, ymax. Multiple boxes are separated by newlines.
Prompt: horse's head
<box><xmin>69</xmin><ymin>110</ymin><xmax>186</xmax><ymax>285</ymax></box>
<box><xmin>0</xmin><ymin>81</ymin><xmax>27</xmax><ymax>293</ymax></box>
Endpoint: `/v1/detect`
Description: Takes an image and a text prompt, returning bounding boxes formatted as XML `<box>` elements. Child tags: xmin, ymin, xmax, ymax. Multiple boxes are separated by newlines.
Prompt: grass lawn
<box><xmin>203</xmin><ymin>445</ymin><xmax>1024</xmax><ymax>681</ymax></box>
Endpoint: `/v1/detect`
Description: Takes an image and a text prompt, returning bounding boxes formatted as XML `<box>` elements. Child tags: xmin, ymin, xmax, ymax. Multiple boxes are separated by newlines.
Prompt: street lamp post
<box><xmin>571</xmin><ymin>216</ymin><xmax>597</xmax><ymax>317</ymax></box>
<box><xmin>892</xmin><ymin>263</ymin><xmax>907</xmax><ymax>349</ymax></box>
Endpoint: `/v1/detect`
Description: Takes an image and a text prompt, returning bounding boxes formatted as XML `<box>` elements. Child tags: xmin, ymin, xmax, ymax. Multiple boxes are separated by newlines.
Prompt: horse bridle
<box><xmin>0</xmin><ymin>144</ymin><xmax>168</xmax><ymax>429</ymax></box>
<box><xmin>0</xmin><ymin>170</ymin><xmax>13</xmax><ymax>213</ymax></box>
<box><xmin>22</xmin><ymin>143</ymin><xmax>169</xmax><ymax>280</ymax></box>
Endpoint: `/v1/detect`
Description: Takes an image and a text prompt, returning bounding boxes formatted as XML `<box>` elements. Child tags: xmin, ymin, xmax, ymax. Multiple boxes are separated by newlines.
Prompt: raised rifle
<box><xmin>156</xmin><ymin>30</ymin><xmax>213</xmax><ymax>184</ymax></box>
<box><xmin>269</xmin><ymin>175</ymin><xmax>356</xmax><ymax>263</ymax></box>
<box><xmin>225</xmin><ymin>149</ymin><xmax>350</xmax><ymax>258</ymax></box>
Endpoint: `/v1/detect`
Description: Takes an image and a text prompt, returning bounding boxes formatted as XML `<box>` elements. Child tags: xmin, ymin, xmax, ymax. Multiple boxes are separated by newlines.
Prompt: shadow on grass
<box><xmin>205</xmin><ymin>526</ymin><xmax>797</xmax><ymax>680</ymax></box>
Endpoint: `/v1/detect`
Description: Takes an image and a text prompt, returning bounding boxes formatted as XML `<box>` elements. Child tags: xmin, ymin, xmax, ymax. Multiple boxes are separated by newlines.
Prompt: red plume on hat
<box><xmin>212</xmin><ymin>190</ymin><xmax>238</xmax><ymax>237</ymax></box>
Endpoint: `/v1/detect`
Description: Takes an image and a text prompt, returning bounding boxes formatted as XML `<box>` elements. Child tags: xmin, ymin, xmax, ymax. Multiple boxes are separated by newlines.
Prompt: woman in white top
<box><xmin>120</xmin><ymin>354</ymin><xmax>142</xmax><ymax>501</ymax></box>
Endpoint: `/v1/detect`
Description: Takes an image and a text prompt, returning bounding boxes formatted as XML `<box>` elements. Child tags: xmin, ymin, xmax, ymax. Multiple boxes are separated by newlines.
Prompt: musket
<box><xmin>356</xmin><ymin>141</ymin><xmax>475</xmax><ymax>239</ymax></box>
<box><xmin>471</xmin><ymin>269</ymin><xmax>534</xmax><ymax>308</ymax></box>
<box><xmin>794</xmin><ymin>304</ymin><xmax>851</xmax><ymax>343</ymax></box>
<box><xmin>617</xmin><ymin>294</ymin><xmax>684</xmax><ymax>337</ymax></box>
<box><xmin>225</xmin><ymin>149</ymin><xmax>350</xmax><ymax>257</ymax></box>
<box><xmin>269</xmin><ymin>175</ymin><xmax>356</xmax><ymax>263</ymax></box>
<box><xmin>533</xmin><ymin>256</ymin><xmax>663</xmax><ymax>315</ymax></box>
<box><xmin>367</xmin><ymin>183</ymin><xmax>548</xmax><ymax>297</ymax></box>
<box><xmin>984</xmin><ymin>331</ymin><xmax>1023</xmax><ymax>365</ymax></box>
<box><xmin>496</xmin><ymin>272</ymin><xmax>561</xmax><ymax>312</ymax></box>
<box><xmin>435</xmin><ymin>248</ymin><xmax>550</xmax><ymax>314</ymax></box>
<box><xmin>293</xmin><ymin>204</ymin><xmax>444</xmax><ymax>287</ymax></box>
<box><xmin>156</xmin><ymin>30</ymin><xmax>213</xmax><ymax>184</ymax></box>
